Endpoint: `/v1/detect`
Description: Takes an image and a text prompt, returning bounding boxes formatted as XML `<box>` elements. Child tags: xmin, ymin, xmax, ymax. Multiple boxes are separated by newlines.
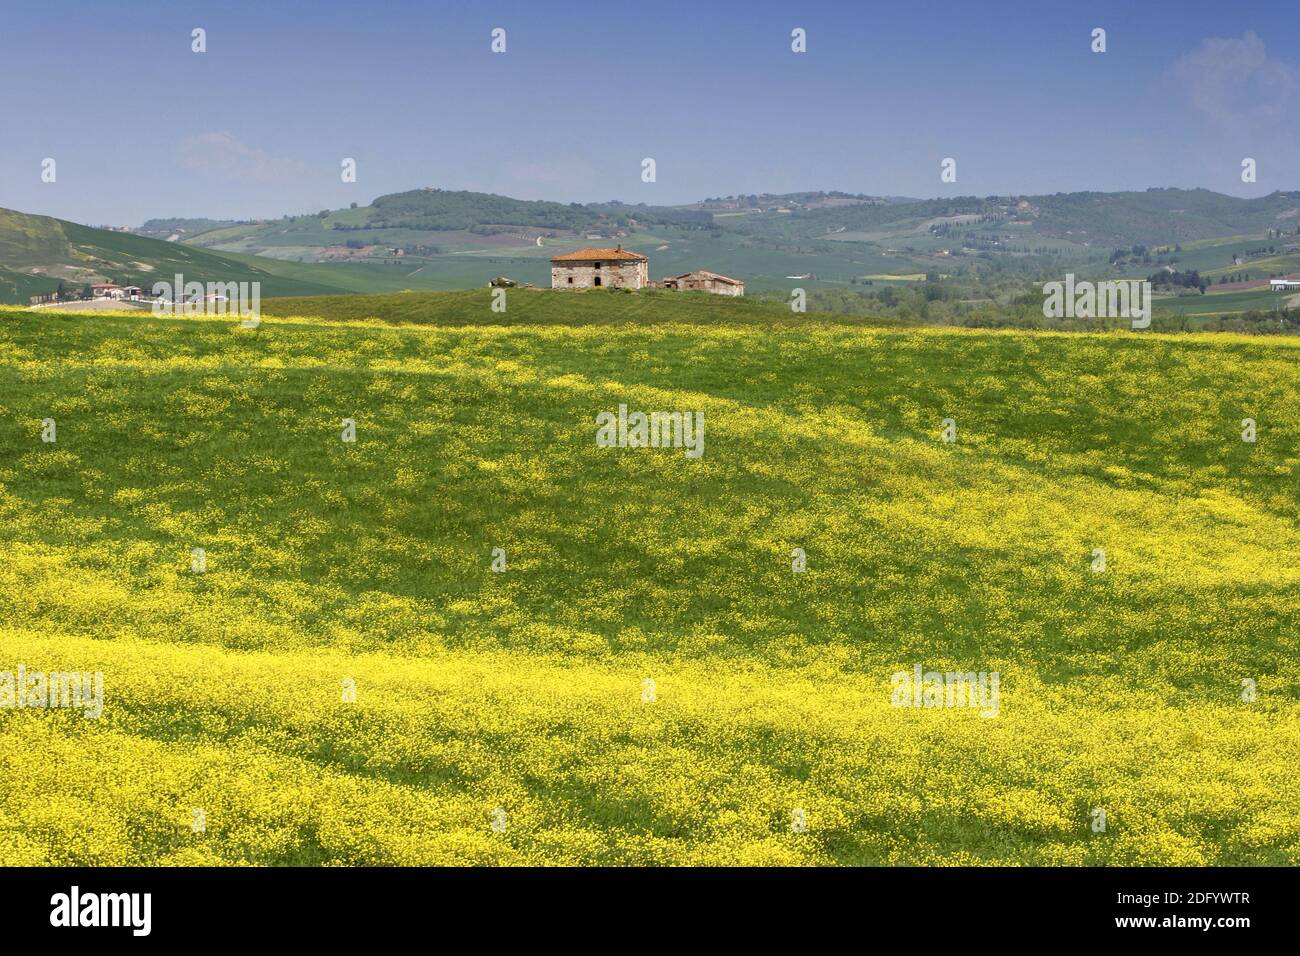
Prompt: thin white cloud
<box><xmin>1169</xmin><ymin>31</ymin><xmax>1300</xmax><ymax>128</ymax></box>
<box><xmin>504</xmin><ymin>161</ymin><xmax>577</xmax><ymax>185</ymax></box>
<box><xmin>178</xmin><ymin>132</ymin><xmax>313</xmax><ymax>183</ymax></box>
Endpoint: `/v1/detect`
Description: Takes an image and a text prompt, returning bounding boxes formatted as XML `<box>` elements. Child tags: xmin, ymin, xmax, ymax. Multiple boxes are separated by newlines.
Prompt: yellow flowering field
<box><xmin>0</xmin><ymin>294</ymin><xmax>1297</xmax><ymax>865</ymax></box>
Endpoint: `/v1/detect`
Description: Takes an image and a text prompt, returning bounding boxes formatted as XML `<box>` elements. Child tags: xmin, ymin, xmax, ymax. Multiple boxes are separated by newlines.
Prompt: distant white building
<box><xmin>1270</xmin><ymin>278</ymin><xmax>1300</xmax><ymax>290</ymax></box>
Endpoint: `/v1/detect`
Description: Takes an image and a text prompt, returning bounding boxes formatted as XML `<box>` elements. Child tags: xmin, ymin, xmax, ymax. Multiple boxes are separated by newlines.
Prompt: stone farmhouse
<box><xmin>550</xmin><ymin>246</ymin><xmax>745</xmax><ymax>296</ymax></box>
<box><xmin>550</xmin><ymin>246</ymin><xmax>649</xmax><ymax>289</ymax></box>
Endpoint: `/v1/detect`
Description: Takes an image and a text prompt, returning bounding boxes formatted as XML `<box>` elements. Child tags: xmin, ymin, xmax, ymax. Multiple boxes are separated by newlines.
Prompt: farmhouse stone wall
<box><xmin>551</xmin><ymin>259</ymin><xmax>648</xmax><ymax>289</ymax></box>
<box><xmin>675</xmin><ymin>276</ymin><xmax>743</xmax><ymax>296</ymax></box>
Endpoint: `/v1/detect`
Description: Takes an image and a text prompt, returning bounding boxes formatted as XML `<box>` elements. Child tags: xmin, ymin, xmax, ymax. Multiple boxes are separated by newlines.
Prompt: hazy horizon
<box><xmin>40</xmin><ymin>181</ymin><xmax>1271</xmax><ymax>232</ymax></box>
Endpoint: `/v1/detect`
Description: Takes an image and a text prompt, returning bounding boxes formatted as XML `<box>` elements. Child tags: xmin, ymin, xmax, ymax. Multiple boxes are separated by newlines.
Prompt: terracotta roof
<box><xmin>550</xmin><ymin>246</ymin><xmax>647</xmax><ymax>262</ymax></box>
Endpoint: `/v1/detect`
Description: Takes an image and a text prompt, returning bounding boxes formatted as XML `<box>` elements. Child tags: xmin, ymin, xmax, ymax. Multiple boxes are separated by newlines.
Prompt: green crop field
<box><xmin>1158</xmin><ymin>288</ymin><xmax>1288</xmax><ymax>316</ymax></box>
<box><xmin>1</xmin><ymin>293</ymin><xmax>1297</xmax><ymax>866</ymax></box>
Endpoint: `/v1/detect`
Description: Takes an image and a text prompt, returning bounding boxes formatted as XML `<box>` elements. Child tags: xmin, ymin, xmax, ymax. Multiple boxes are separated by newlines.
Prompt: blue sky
<box><xmin>3</xmin><ymin>0</ymin><xmax>1300</xmax><ymax>224</ymax></box>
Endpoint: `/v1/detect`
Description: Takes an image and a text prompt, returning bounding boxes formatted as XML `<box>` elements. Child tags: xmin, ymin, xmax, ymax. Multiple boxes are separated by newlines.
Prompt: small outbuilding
<box><xmin>661</xmin><ymin>270</ymin><xmax>745</xmax><ymax>297</ymax></box>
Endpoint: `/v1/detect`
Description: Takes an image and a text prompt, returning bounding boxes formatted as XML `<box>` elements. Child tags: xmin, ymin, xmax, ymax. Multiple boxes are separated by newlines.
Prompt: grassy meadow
<box><xmin>1</xmin><ymin>291</ymin><xmax>1297</xmax><ymax>865</ymax></box>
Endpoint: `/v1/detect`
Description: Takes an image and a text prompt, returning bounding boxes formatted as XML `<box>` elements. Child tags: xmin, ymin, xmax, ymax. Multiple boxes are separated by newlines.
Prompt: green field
<box><xmin>258</xmin><ymin>287</ymin><xmax>895</xmax><ymax>327</ymax></box>
<box><xmin>1</xmin><ymin>293</ymin><xmax>1297</xmax><ymax>865</ymax></box>
<box><xmin>1158</xmin><ymin>288</ymin><xmax>1289</xmax><ymax>316</ymax></box>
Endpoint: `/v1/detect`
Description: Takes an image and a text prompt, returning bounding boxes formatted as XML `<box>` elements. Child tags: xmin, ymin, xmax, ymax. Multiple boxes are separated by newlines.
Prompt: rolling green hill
<box><xmin>130</xmin><ymin>186</ymin><xmax>1300</xmax><ymax>297</ymax></box>
<box><xmin>1</xmin><ymin>292</ymin><xmax>1297</xmax><ymax>864</ymax></box>
<box><xmin>0</xmin><ymin>207</ymin><xmax>520</xmax><ymax>304</ymax></box>
<box><xmin>11</xmin><ymin>186</ymin><xmax>1300</xmax><ymax>307</ymax></box>
<box><xmin>732</xmin><ymin>188</ymin><xmax>1300</xmax><ymax>248</ymax></box>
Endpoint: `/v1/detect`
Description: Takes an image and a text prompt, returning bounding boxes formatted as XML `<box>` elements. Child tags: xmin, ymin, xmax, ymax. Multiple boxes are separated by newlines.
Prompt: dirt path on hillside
<box><xmin>29</xmin><ymin>300</ymin><xmax>151</xmax><ymax>313</ymax></box>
